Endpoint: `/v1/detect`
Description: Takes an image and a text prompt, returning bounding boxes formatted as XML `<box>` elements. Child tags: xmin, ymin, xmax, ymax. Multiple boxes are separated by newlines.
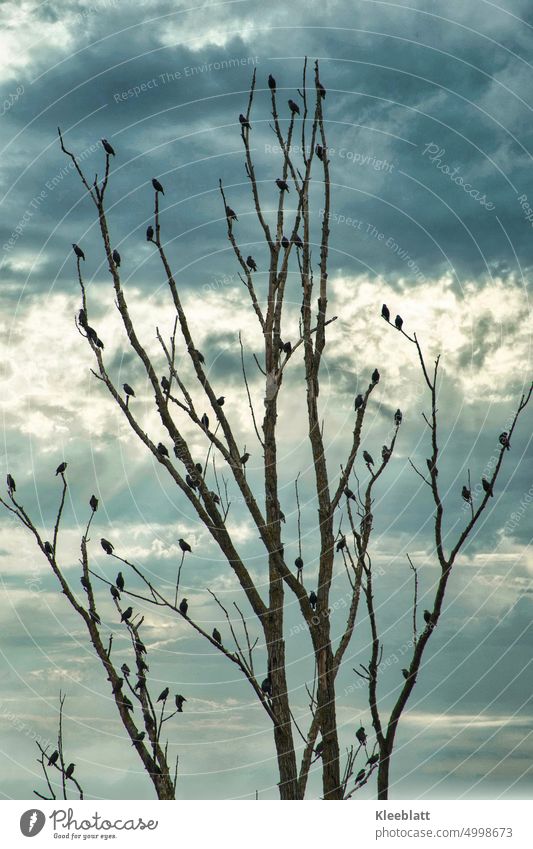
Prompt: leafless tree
<box><xmin>4</xmin><ymin>59</ymin><xmax>531</xmax><ymax>801</ymax></box>
<box><xmin>34</xmin><ymin>693</ymin><xmax>84</xmax><ymax>800</ymax></box>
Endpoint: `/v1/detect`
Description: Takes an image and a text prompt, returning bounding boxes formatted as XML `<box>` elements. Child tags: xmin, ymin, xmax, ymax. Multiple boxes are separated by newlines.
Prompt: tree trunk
<box><xmin>377</xmin><ymin>749</ymin><xmax>391</xmax><ymax>800</ymax></box>
<box><xmin>267</xmin><ymin>619</ymin><xmax>300</xmax><ymax>799</ymax></box>
<box><xmin>316</xmin><ymin>640</ymin><xmax>342</xmax><ymax>799</ymax></box>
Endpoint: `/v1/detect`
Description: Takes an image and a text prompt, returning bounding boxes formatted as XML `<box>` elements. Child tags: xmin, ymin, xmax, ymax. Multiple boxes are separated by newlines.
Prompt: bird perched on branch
<box><xmin>110</xmin><ymin>585</ymin><xmax>120</xmax><ymax>601</ymax></box>
<box><xmin>72</xmin><ymin>243</ymin><xmax>85</xmax><ymax>261</ymax></box>
<box><xmin>344</xmin><ymin>487</ymin><xmax>356</xmax><ymax>501</ymax></box>
<box><xmin>261</xmin><ymin>677</ymin><xmax>272</xmax><ymax>697</ymax></box>
<box><xmin>123</xmin><ymin>383</ymin><xmax>135</xmax><ymax>400</ymax></box>
<box><xmin>112</xmin><ymin>249</ymin><xmax>121</xmax><ymax>267</ymax></box>
<box><xmin>354</xmin><ymin>394</ymin><xmax>364</xmax><ymax>410</ymax></box>
<box><xmin>381</xmin><ymin>304</ymin><xmax>390</xmax><ymax>322</ymax></box>
<box><xmin>281</xmin><ymin>235</ymin><xmax>289</xmax><ymax>249</ymax></box>
<box><xmin>121</xmin><ymin>663</ymin><xmax>130</xmax><ymax>677</ymax></box>
<box><xmin>89</xmin><ymin>494</ymin><xmax>98</xmax><ymax>511</ymax></box>
<box><xmin>157</xmin><ymin>687</ymin><xmax>169</xmax><ymax>703</ymax></box>
<box><xmin>185</xmin><ymin>474</ymin><xmax>197</xmax><ymax>490</ymax></box>
<box><xmin>65</xmin><ymin>763</ymin><xmax>75</xmax><ymax>779</ymax></box>
<box><xmin>201</xmin><ymin>413</ymin><xmax>209</xmax><ymax>429</ymax></box>
<box><xmin>225</xmin><ymin>205</ymin><xmax>238</xmax><ymax>222</ymax></box>
<box><xmin>116</xmin><ymin>571</ymin><xmax>124</xmax><ymax>592</ymax></box>
<box><xmin>216</xmin><ymin>396</ymin><xmax>225</xmax><ymax>406</ymax></box>
<box><xmin>55</xmin><ymin>462</ymin><xmax>67</xmax><ymax>476</ymax></box>
<box><xmin>499</xmin><ymin>432</ymin><xmax>510</xmax><ymax>450</ymax></box>
<box><xmin>276</xmin><ymin>178</ymin><xmax>289</xmax><ymax>192</ymax></box>
<box><xmin>101</xmin><ymin>538</ymin><xmax>114</xmax><ymax>555</ymax></box>
<box><xmin>293</xmin><ymin>233</ymin><xmax>304</xmax><ymax>249</ymax></box>
<box><xmin>355</xmin><ymin>769</ymin><xmax>366</xmax><ymax>783</ymax></box>
<box><xmin>175</xmin><ymin>694</ymin><xmax>187</xmax><ymax>712</ymax></box>
<box><xmin>363</xmin><ymin>450</ymin><xmax>374</xmax><ymax>467</ymax></box>
<box><xmin>461</xmin><ymin>485</ymin><xmax>471</xmax><ymax>503</ymax></box>
<box><xmin>394</xmin><ymin>408</ymin><xmax>402</xmax><ymax>426</ymax></box>
<box><xmin>356</xmin><ymin>726</ymin><xmax>367</xmax><ymax>746</ymax></box>
<box><xmin>212</xmin><ymin>627</ymin><xmax>222</xmax><ymax>645</ymax></box>
<box><xmin>179</xmin><ymin>598</ymin><xmax>188</xmax><ymax>616</ymax></box>
<box><xmin>6</xmin><ymin>474</ymin><xmax>15</xmax><ymax>494</ymax></box>
<box><xmin>102</xmin><ymin>138</ymin><xmax>115</xmax><ymax>156</ymax></box>
<box><xmin>282</xmin><ymin>340</ymin><xmax>292</xmax><ymax>355</ymax></box>
<box><xmin>146</xmin><ymin>225</ymin><xmax>154</xmax><ymax>241</ymax></box>
<box><xmin>482</xmin><ymin>477</ymin><xmax>494</xmax><ymax>497</ymax></box>
<box><xmin>152</xmin><ymin>178</ymin><xmax>164</xmax><ymax>194</ymax></box>
<box><xmin>381</xmin><ymin>445</ymin><xmax>391</xmax><ymax>462</ymax></box>
<box><xmin>157</xmin><ymin>442</ymin><xmax>169</xmax><ymax>457</ymax></box>
<box><xmin>295</xmin><ymin>556</ymin><xmax>303</xmax><ymax>576</ymax></box>
<box><xmin>336</xmin><ymin>536</ymin><xmax>346</xmax><ymax>552</ymax></box>
<box><xmin>316</xmin><ymin>144</ymin><xmax>324</xmax><ymax>161</ymax></box>
<box><xmin>423</xmin><ymin>609</ymin><xmax>433</xmax><ymax>626</ymax></box>
<box><xmin>48</xmin><ymin>750</ymin><xmax>59</xmax><ymax>766</ymax></box>
<box><xmin>78</xmin><ymin>308</ymin><xmax>88</xmax><ymax>328</ymax></box>
<box><xmin>80</xmin><ymin>576</ymin><xmax>90</xmax><ymax>592</ymax></box>
<box><xmin>401</xmin><ymin>669</ymin><xmax>410</xmax><ymax>680</ymax></box>
<box><xmin>239</xmin><ymin>113</ymin><xmax>251</xmax><ymax>130</ymax></box>
<box><xmin>268</xmin><ymin>74</ymin><xmax>276</xmax><ymax>91</ymax></box>
<box><xmin>240</xmin><ymin>452</ymin><xmax>250</xmax><ymax>466</ymax></box>
<box><xmin>246</xmin><ymin>255</ymin><xmax>257</xmax><ymax>271</ymax></box>
<box><xmin>288</xmin><ymin>99</ymin><xmax>300</xmax><ymax>115</ymax></box>
<box><xmin>44</xmin><ymin>541</ymin><xmax>53</xmax><ymax>555</ymax></box>
<box><xmin>317</xmin><ymin>80</ymin><xmax>326</xmax><ymax>99</ymax></box>
<box><xmin>161</xmin><ymin>375</ymin><xmax>170</xmax><ymax>394</ymax></box>
<box><xmin>309</xmin><ymin>591</ymin><xmax>318</xmax><ymax>610</ymax></box>
<box><xmin>178</xmin><ymin>538</ymin><xmax>192</xmax><ymax>553</ymax></box>
<box><xmin>395</xmin><ymin>314</ymin><xmax>403</xmax><ymax>331</ymax></box>
<box><xmin>371</xmin><ymin>368</ymin><xmax>380</xmax><ymax>385</ymax></box>
<box><xmin>121</xmin><ymin>606</ymin><xmax>133</xmax><ymax>622</ymax></box>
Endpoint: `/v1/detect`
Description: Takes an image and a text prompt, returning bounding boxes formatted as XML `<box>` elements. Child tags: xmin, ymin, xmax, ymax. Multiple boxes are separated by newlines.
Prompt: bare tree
<box><xmin>34</xmin><ymin>693</ymin><xmax>84</xmax><ymax>801</ymax></box>
<box><xmin>1</xmin><ymin>481</ymin><xmax>179</xmax><ymax>799</ymax></box>
<box><xmin>4</xmin><ymin>59</ymin><xmax>531</xmax><ymax>801</ymax></box>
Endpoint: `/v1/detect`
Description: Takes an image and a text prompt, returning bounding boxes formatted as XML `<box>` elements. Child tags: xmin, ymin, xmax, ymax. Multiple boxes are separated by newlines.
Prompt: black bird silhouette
<box><xmin>355</xmin><ymin>726</ymin><xmax>367</xmax><ymax>746</ymax></box>
<box><xmin>367</xmin><ymin>754</ymin><xmax>379</xmax><ymax>766</ymax></box>
<box><xmin>110</xmin><ymin>585</ymin><xmax>120</xmax><ymax>601</ymax></box>
<box><xmin>132</xmin><ymin>732</ymin><xmax>145</xmax><ymax>746</ymax></box>
<box><xmin>121</xmin><ymin>606</ymin><xmax>133</xmax><ymax>622</ymax></box>
<box><xmin>395</xmin><ymin>314</ymin><xmax>403</xmax><ymax>331</ymax></box>
<box><xmin>78</xmin><ymin>308</ymin><xmax>88</xmax><ymax>328</ymax></box>
<box><xmin>201</xmin><ymin>413</ymin><xmax>209</xmax><ymax>429</ymax></box>
<box><xmin>295</xmin><ymin>556</ymin><xmax>304</xmax><ymax>573</ymax></box>
<box><xmin>344</xmin><ymin>487</ymin><xmax>356</xmax><ymax>501</ymax></box>
<box><xmin>282</xmin><ymin>341</ymin><xmax>292</xmax><ymax>354</ymax></box>
<box><xmin>381</xmin><ymin>445</ymin><xmax>391</xmax><ymax>462</ymax></box>
<box><xmin>216</xmin><ymin>396</ymin><xmax>225</xmax><ymax>406</ymax></box>
<box><xmin>401</xmin><ymin>669</ymin><xmax>410</xmax><ymax>680</ymax></box>
<box><xmin>89</xmin><ymin>494</ymin><xmax>98</xmax><ymax>511</ymax></box>
<box><xmin>317</xmin><ymin>81</ymin><xmax>326</xmax><ymax>99</ymax></box>
<box><xmin>423</xmin><ymin>609</ymin><xmax>433</xmax><ymax>625</ymax></box>
<box><xmin>157</xmin><ymin>687</ymin><xmax>169</xmax><ymax>703</ymax></box>
<box><xmin>65</xmin><ymin>763</ymin><xmax>75</xmax><ymax>779</ymax></box>
<box><xmin>6</xmin><ymin>474</ymin><xmax>15</xmax><ymax>493</ymax></box>
<box><xmin>240</xmin><ymin>452</ymin><xmax>250</xmax><ymax>466</ymax></box>
<box><xmin>355</xmin><ymin>769</ymin><xmax>366</xmax><ymax>783</ymax></box>
<box><xmin>157</xmin><ymin>442</ymin><xmax>169</xmax><ymax>457</ymax></box>
<box><xmin>461</xmin><ymin>485</ymin><xmax>471</xmax><ymax>502</ymax></box>
<box><xmin>121</xmin><ymin>663</ymin><xmax>130</xmax><ymax>677</ymax></box>
<box><xmin>293</xmin><ymin>233</ymin><xmax>304</xmax><ymax>249</ymax></box>
<box><xmin>185</xmin><ymin>474</ymin><xmax>197</xmax><ymax>490</ymax></box>
<box><xmin>499</xmin><ymin>432</ymin><xmax>511</xmax><ymax>450</ymax></box>
<box><xmin>315</xmin><ymin>741</ymin><xmax>324</xmax><ymax>758</ymax></box>
<box><xmin>152</xmin><ymin>178</ymin><xmax>164</xmax><ymax>194</ymax></box>
<box><xmin>179</xmin><ymin>598</ymin><xmax>188</xmax><ymax>616</ymax></box>
<box><xmin>268</xmin><ymin>74</ymin><xmax>276</xmax><ymax>91</ymax></box>
<box><xmin>363</xmin><ymin>450</ymin><xmax>374</xmax><ymax>466</ymax></box>
<box><xmin>175</xmin><ymin>694</ymin><xmax>187</xmax><ymax>711</ymax></box>
<box><xmin>315</xmin><ymin>144</ymin><xmax>324</xmax><ymax>161</ymax></box>
<box><xmin>112</xmin><ymin>249</ymin><xmax>121</xmax><ymax>267</ymax></box>
<box><xmin>101</xmin><ymin>538</ymin><xmax>114</xmax><ymax>555</ymax></box>
<box><xmin>102</xmin><ymin>138</ymin><xmax>115</xmax><ymax>156</ymax></box>
<box><xmin>381</xmin><ymin>304</ymin><xmax>390</xmax><ymax>322</ymax></box>
<box><xmin>371</xmin><ymin>368</ymin><xmax>380</xmax><ymax>384</ymax></box>
<box><xmin>246</xmin><ymin>255</ymin><xmax>257</xmax><ymax>271</ymax></box>
<box><xmin>116</xmin><ymin>571</ymin><xmax>124</xmax><ymax>592</ymax></box>
<box><xmin>261</xmin><ymin>677</ymin><xmax>272</xmax><ymax>697</ymax></box>
<box><xmin>309</xmin><ymin>591</ymin><xmax>318</xmax><ymax>610</ymax></box>
<box><xmin>239</xmin><ymin>113</ymin><xmax>251</xmax><ymax>130</ymax></box>
<box><xmin>354</xmin><ymin>394</ymin><xmax>364</xmax><ymax>410</ymax></box>
<box><xmin>48</xmin><ymin>750</ymin><xmax>59</xmax><ymax>766</ymax></box>
<box><xmin>80</xmin><ymin>575</ymin><xmax>90</xmax><ymax>591</ymax></box>
<box><xmin>288</xmin><ymin>98</ymin><xmax>300</xmax><ymax>115</ymax></box>
<box><xmin>146</xmin><ymin>225</ymin><xmax>154</xmax><ymax>241</ymax></box>
<box><xmin>394</xmin><ymin>408</ymin><xmax>402</xmax><ymax>426</ymax></box>
<box><xmin>72</xmin><ymin>243</ymin><xmax>85</xmax><ymax>261</ymax></box>
<box><xmin>178</xmin><ymin>538</ymin><xmax>192</xmax><ymax>553</ymax></box>
<box><xmin>161</xmin><ymin>375</ymin><xmax>170</xmax><ymax>393</ymax></box>
<box><xmin>276</xmin><ymin>178</ymin><xmax>289</xmax><ymax>192</ymax></box>
<box><xmin>336</xmin><ymin>536</ymin><xmax>346</xmax><ymax>552</ymax></box>
<box><xmin>189</xmin><ymin>347</ymin><xmax>205</xmax><ymax>363</ymax></box>
<box><xmin>225</xmin><ymin>205</ymin><xmax>238</xmax><ymax>221</ymax></box>
<box><xmin>482</xmin><ymin>477</ymin><xmax>494</xmax><ymax>497</ymax></box>
<box><xmin>123</xmin><ymin>383</ymin><xmax>135</xmax><ymax>398</ymax></box>
<box><xmin>55</xmin><ymin>462</ymin><xmax>67</xmax><ymax>475</ymax></box>
<box><xmin>212</xmin><ymin>627</ymin><xmax>222</xmax><ymax>645</ymax></box>
<box><xmin>44</xmin><ymin>541</ymin><xmax>53</xmax><ymax>555</ymax></box>
<box><xmin>281</xmin><ymin>235</ymin><xmax>290</xmax><ymax>249</ymax></box>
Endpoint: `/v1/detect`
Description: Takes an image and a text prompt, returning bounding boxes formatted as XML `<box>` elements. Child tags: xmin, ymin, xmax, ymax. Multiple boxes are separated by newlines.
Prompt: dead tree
<box><xmin>1</xmin><ymin>481</ymin><xmax>179</xmax><ymax>800</ymax></box>
<box><xmin>34</xmin><ymin>693</ymin><xmax>84</xmax><ymax>801</ymax></box>
<box><xmin>353</xmin><ymin>321</ymin><xmax>532</xmax><ymax>799</ymax></box>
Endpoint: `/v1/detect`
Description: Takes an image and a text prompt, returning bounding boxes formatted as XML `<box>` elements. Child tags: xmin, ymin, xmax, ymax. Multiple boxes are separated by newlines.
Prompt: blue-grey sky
<box><xmin>0</xmin><ymin>0</ymin><xmax>532</xmax><ymax>801</ymax></box>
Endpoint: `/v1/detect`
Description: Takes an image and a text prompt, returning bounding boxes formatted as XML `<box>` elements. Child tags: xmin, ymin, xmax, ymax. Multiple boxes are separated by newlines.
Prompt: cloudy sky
<box><xmin>0</xmin><ymin>0</ymin><xmax>532</xmax><ymax>801</ymax></box>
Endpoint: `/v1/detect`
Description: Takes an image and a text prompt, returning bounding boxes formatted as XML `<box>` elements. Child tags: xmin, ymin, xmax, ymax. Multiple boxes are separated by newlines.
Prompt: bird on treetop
<box><xmin>55</xmin><ymin>461</ymin><xmax>67</xmax><ymax>475</ymax></box>
<box><xmin>246</xmin><ymin>255</ymin><xmax>257</xmax><ymax>271</ymax></box>
<box><xmin>102</xmin><ymin>138</ymin><xmax>115</xmax><ymax>156</ymax></box>
<box><xmin>72</xmin><ymin>243</ymin><xmax>85</xmax><ymax>261</ymax></box>
<box><xmin>179</xmin><ymin>598</ymin><xmax>188</xmax><ymax>616</ymax></box>
<box><xmin>239</xmin><ymin>113</ymin><xmax>251</xmax><ymax>129</ymax></box>
<box><xmin>152</xmin><ymin>178</ymin><xmax>164</xmax><ymax>194</ymax></box>
<box><xmin>101</xmin><ymin>538</ymin><xmax>114</xmax><ymax>555</ymax></box>
<box><xmin>288</xmin><ymin>99</ymin><xmax>300</xmax><ymax>115</ymax></box>
<box><xmin>212</xmin><ymin>627</ymin><xmax>222</xmax><ymax>645</ymax></box>
<box><xmin>178</xmin><ymin>538</ymin><xmax>192</xmax><ymax>553</ymax></box>
<box><xmin>90</xmin><ymin>494</ymin><xmax>98</xmax><ymax>511</ymax></box>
